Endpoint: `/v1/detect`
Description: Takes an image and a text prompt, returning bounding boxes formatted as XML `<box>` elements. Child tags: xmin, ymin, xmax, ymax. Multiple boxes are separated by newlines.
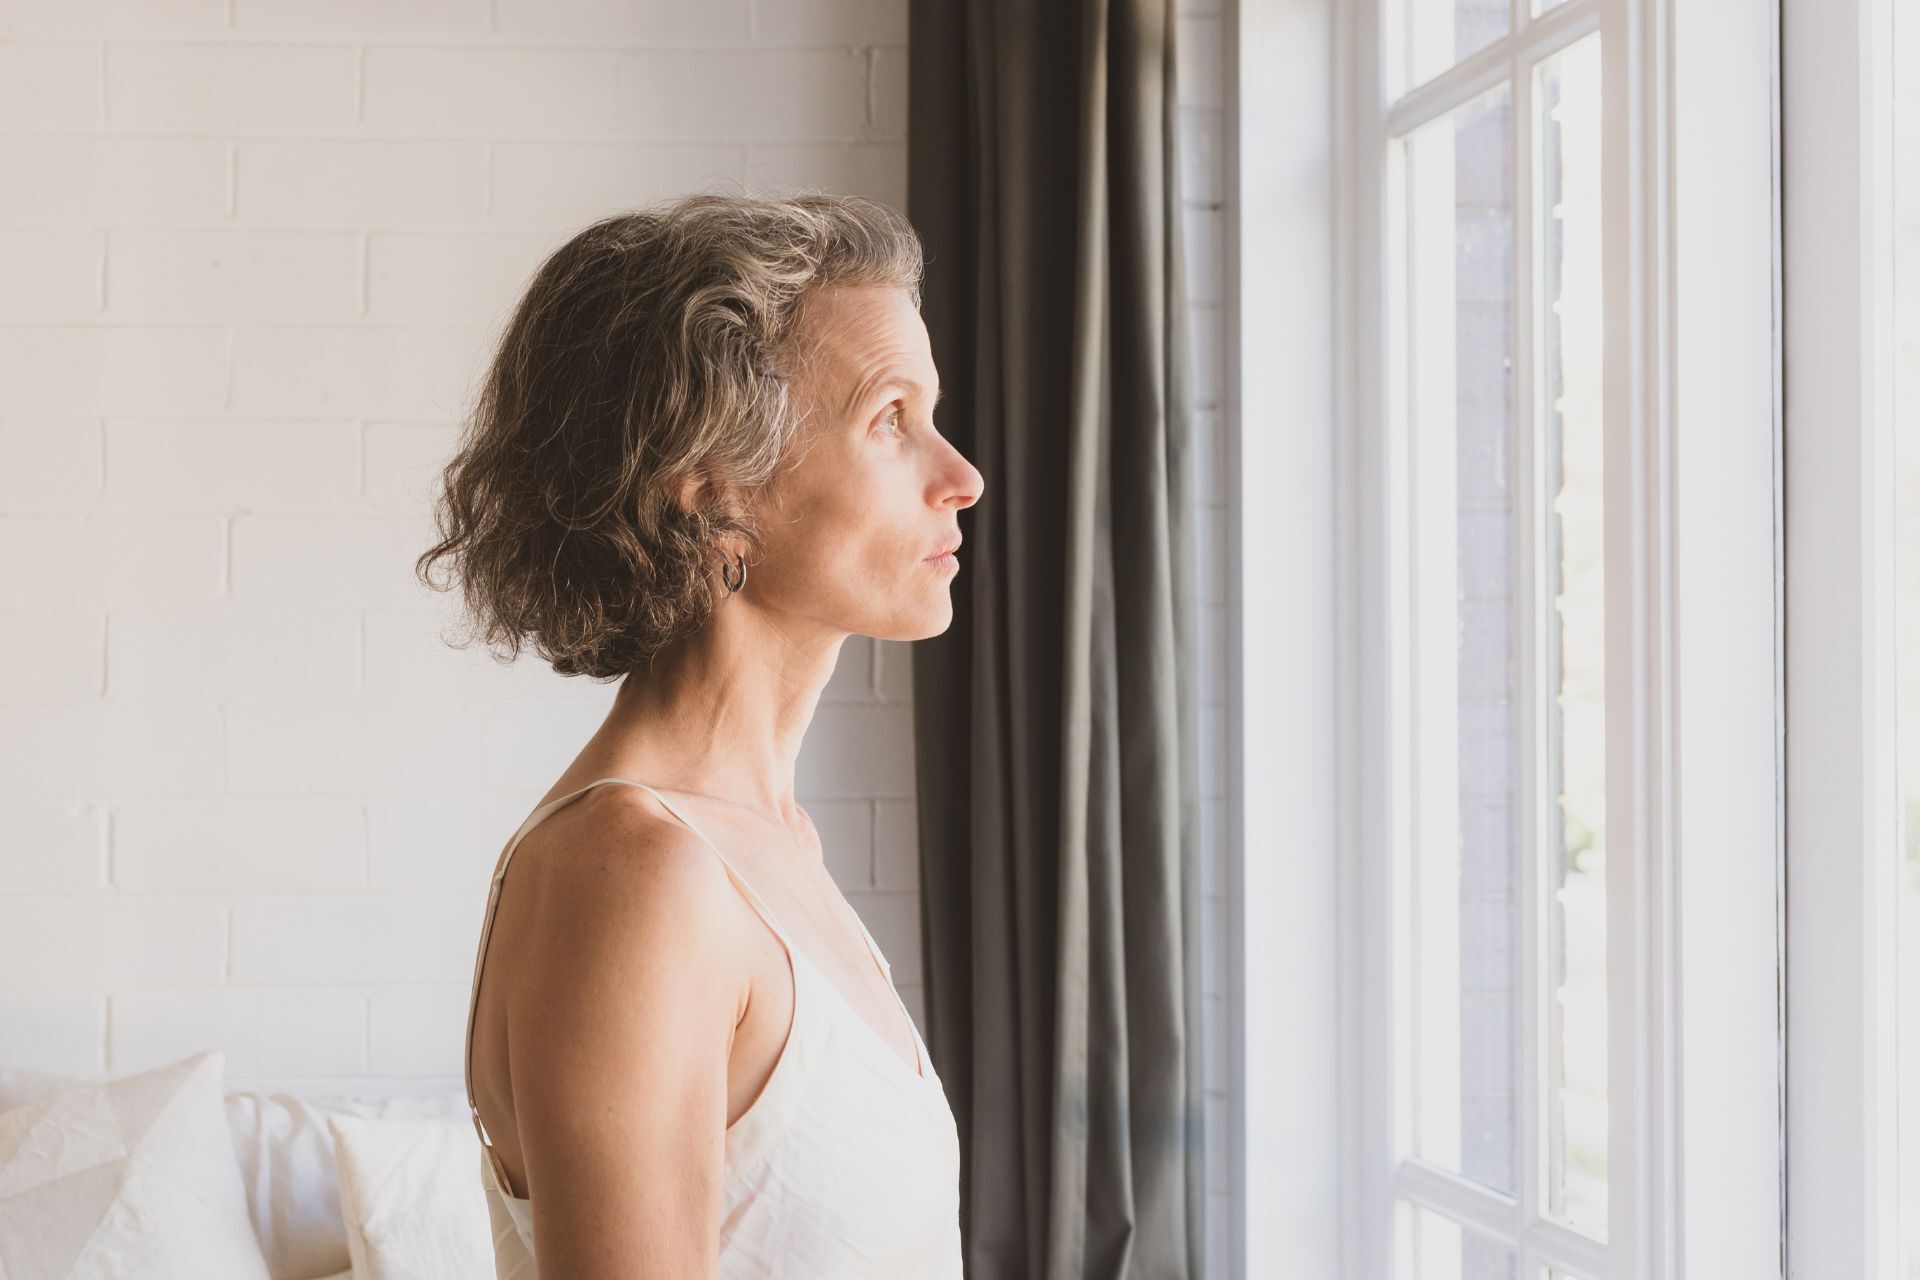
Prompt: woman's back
<box><xmin>464</xmin><ymin>776</ymin><xmax>964</xmax><ymax>1279</ymax></box>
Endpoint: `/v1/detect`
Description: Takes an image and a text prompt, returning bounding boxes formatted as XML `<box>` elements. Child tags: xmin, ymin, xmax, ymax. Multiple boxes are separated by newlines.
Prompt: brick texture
<box><xmin>0</xmin><ymin>11</ymin><xmax>1232</xmax><ymax>1274</ymax></box>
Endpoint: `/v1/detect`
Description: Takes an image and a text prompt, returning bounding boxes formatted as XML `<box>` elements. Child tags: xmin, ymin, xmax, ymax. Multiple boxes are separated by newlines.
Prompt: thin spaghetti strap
<box><xmin>845</xmin><ymin>891</ymin><xmax>927</xmax><ymax>1074</ymax></box>
<box><xmin>615</xmin><ymin>779</ymin><xmax>918</xmax><ymax>1069</ymax></box>
<box><xmin>593</xmin><ymin>783</ymin><xmax>928</xmax><ymax>1079</ymax></box>
<box><xmin>607</xmin><ymin>780</ymin><xmax>798</xmax><ymax>955</ymax></box>
<box><xmin>463</xmin><ymin>775</ymin><xmax>807</xmax><ymax>1166</ymax></box>
<box><xmin>462</xmin><ymin>776</ymin><xmax>723</xmax><ymax>1168</ymax></box>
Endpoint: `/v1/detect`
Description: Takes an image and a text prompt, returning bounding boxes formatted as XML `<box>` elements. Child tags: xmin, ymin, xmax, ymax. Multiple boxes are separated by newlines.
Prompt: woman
<box><xmin>417</xmin><ymin>192</ymin><xmax>983</xmax><ymax>1279</ymax></box>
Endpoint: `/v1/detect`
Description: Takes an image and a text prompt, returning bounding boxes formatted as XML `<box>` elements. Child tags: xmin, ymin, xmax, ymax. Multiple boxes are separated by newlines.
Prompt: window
<box><xmin>1231</xmin><ymin>0</ymin><xmax>1782</xmax><ymax>1275</ymax></box>
<box><xmin>1386</xmin><ymin>7</ymin><xmax>1609</xmax><ymax>1273</ymax></box>
<box><xmin>1329</xmin><ymin>0</ymin><xmax>1780</xmax><ymax>1275</ymax></box>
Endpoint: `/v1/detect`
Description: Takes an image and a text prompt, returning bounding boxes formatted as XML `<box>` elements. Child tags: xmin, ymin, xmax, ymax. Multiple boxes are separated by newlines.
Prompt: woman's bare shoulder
<box><xmin>493</xmin><ymin>786</ymin><xmax>752</xmax><ymax>1268</ymax></box>
<box><xmin>506</xmin><ymin>784</ymin><xmax>749</xmax><ymax>974</ymax></box>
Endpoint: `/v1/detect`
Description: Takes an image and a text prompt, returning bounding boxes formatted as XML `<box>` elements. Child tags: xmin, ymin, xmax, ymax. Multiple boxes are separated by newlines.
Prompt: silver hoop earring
<box><xmin>720</xmin><ymin>550</ymin><xmax>747</xmax><ymax>594</ymax></box>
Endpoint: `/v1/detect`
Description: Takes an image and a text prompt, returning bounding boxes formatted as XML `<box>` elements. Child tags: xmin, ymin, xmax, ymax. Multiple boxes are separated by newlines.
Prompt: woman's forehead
<box><xmin>795</xmin><ymin>286</ymin><xmax>935</xmax><ymax>399</ymax></box>
<box><xmin>799</xmin><ymin>283</ymin><xmax>920</xmax><ymax>348</ymax></box>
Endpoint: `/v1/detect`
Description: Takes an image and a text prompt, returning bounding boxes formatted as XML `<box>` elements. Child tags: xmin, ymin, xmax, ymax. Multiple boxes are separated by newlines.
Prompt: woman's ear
<box><xmin>674</xmin><ymin>472</ymin><xmax>709</xmax><ymax>516</ymax></box>
<box><xmin>674</xmin><ymin>471</ymin><xmax>755</xmax><ymax>563</ymax></box>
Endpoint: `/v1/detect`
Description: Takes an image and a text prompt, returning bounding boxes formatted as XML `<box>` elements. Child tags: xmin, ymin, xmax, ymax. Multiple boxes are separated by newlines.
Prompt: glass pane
<box><xmin>1395</xmin><ymin>1202</ymin><xmax>1518</xmax><ymax>1279</ymax></box>
<box><xmin>1537</xmin><ymin>34</ymin><xmax>1608</xmax><ymax>1237</ymax></box>
<box><xmin>1403</xmin><ymin>82</ymin><xmax>1518</xmax><ymax>1197</ymax></box>
<box><xmin>1403</xmin><ymin>0</ymin><xmax>1508</xmax><ymax>93</ymax></box>
<box><xmin>1897</xmin><ymin>0</ymin><xmax>1920</xmax><ymax>1274</ymax></box>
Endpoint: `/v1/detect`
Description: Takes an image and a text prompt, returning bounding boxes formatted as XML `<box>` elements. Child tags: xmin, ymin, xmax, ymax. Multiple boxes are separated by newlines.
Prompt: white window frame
<box><xmin>1780</xmin><ymin>0</ymin><xmax>1902</xmax><ymax>1274</ymax></box>
<box><xmin>1226</xmin><ymin>0</ymin><xmax>1785</xmax><ymax>1275</ymax></box>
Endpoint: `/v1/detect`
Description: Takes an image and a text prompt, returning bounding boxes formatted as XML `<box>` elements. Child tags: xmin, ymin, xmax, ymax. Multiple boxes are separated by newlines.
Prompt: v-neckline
<box><xmin>790</xmin><ymin>926</ymin><xmax>929</xmax><ymax>1084</ymax></box>
<box><xmin>584</xmin><ymin>778</ymin><xmax>931</xmax><ymax>1084</ymax></box>
<box><xmin>783</xmin><ymin>948</ymin><xmax>925</xmax><ymax>1090</ymax></box>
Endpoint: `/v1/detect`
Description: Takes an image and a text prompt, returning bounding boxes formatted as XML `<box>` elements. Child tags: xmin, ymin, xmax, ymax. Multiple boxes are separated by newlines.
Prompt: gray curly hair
<box><xmin>415</xmin><ymin>192</ymin><xmax>926</xmax><ymax>681</ymax></box>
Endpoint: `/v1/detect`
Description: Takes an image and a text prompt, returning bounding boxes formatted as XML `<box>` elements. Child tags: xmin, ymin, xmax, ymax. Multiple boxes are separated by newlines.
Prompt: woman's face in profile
<box><xmin>749</xmin><ymin>283</ymin><xmax>984</xmax><ymax>644</ymax></box>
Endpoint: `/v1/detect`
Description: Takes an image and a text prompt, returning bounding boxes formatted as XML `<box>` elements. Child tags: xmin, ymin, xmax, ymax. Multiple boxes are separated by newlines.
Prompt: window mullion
<box><xmin>1387</xmin><ymin>0</ymin><xmax>1601</xmax><ymax>140</ymax></box>
<box><xmin>1394</xmin><ymin>1157</ymin><xmax>1526</xmax><ymax>1240</ymax></box>
<box><xmin>1596</xmin><ymin>1</ymin><xmax>1659</xmax><ymax>1275</ymax></box>
<box><xmin>1513</xmin><ymin>36</ymin><xmax>1547</xmax><ymax>1277</ymax></box>
<box><xmin>1521</xmin><ymin>1216</ymin><xmax>1610</xmax><ymax>1275</ymax></box>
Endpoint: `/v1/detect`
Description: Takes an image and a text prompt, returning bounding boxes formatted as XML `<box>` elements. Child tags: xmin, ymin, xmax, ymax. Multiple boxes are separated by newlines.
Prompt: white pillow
<box><xmin>328</xmin><ymin>1113</ymin><xmax>493</xmax><ymax>1280</ymax></box>
<box><xmin>225</xmin><ymin>1090</ymin><xmax>468</xmax><ymax>1280</ymax></box>
<box><xmin>0</xmin><ymin>1049</ymin><xmax>273</xmax><ymax>1280</ymax></box>
<box><xmin>0</xmin><ymin>1066</ymin><xmax>76</xmax><ymax>1111</ymax></box>
<box><xmin>0</xmin><ymin>1065</ymin><xmax>465</xmax><ymax>1280</ymax></box>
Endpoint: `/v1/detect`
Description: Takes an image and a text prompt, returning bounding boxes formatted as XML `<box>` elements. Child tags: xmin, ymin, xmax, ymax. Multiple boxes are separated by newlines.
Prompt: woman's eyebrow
<box><xmin>851</xmin><ymin>372</ymin><xmax>943</xmax><ymax>413</ymax></box>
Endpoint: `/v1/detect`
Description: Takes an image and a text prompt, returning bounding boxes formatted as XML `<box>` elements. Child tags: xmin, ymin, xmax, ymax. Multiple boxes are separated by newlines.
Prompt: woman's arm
<box><xmin>505</xmin><ymin>809</ymin><xmax>750</xmax><ymax>1279</ymax></box>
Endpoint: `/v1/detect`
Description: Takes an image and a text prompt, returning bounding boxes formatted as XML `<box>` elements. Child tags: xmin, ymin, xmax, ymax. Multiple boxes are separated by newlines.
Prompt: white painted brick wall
<box><xmin>0</xmin><ymin>1</ymin><xmax>914</xmax><ymax>1101</ymax></box>
<box><xmin>0</xmin><ymin>1</ymin><xmax>1235</xmax><ymax>1265</ymax></box>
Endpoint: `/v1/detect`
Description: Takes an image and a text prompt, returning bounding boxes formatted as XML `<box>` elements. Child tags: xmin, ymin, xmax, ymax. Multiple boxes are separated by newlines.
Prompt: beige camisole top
<box><xmin>462</xmin><ymin>777</ymin><xmax>964</xmax><ymax>1279</ymax></box>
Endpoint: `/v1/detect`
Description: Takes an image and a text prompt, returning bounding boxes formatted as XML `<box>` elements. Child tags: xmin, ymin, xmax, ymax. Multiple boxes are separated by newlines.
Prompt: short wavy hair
<box><xmin>415</xmin><ymin>192</ymin><xmax>925</xmax><ymax>681</ymax></box>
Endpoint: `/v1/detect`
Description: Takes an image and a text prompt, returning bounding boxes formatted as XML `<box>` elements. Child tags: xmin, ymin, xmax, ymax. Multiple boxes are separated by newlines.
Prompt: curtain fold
<box><xmin>908</xmin><ymin>1</ymin><xmax>1205</xmax><ymax>1274</ymax></box>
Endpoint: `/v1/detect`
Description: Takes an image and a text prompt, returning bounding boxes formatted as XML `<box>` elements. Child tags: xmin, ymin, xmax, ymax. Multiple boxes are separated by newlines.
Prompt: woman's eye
<box><xmin>880</xmin><ymin>408</ymin><xmax>905</xmax><ymax>437</ymax></box>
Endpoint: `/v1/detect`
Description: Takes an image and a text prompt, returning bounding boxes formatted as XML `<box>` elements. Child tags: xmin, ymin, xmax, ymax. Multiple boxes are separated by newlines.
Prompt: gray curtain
<box><xmin>906</xmin><ymin>1</ymin><xmax>1206</xmax><ymax>1276</ymax></box>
